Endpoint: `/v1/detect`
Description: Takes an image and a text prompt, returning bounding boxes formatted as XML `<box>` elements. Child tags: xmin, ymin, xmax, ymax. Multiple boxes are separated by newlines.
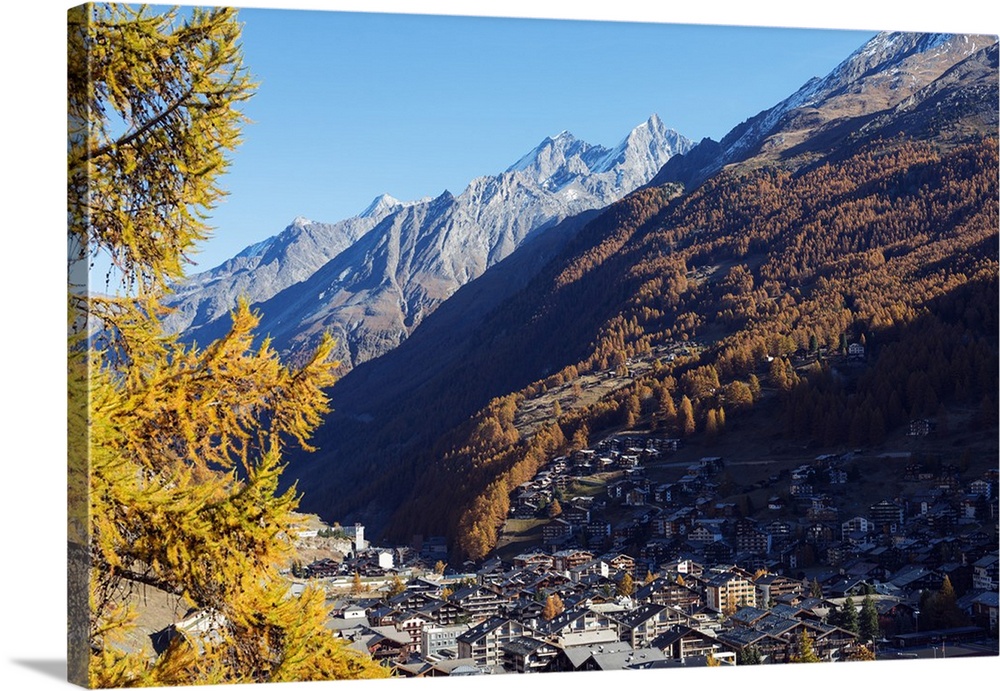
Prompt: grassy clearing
<box><xmin>568</xmin><ymin>476</ymin><xmax>610</xmax><ymax>497</ymax></box>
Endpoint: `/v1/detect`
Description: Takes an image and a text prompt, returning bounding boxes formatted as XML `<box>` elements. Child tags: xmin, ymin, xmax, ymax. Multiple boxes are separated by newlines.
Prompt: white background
<box><xmin>2</xmin><ymin>1</ymin><xmax>997</xmax><ymax>690</ymax></box>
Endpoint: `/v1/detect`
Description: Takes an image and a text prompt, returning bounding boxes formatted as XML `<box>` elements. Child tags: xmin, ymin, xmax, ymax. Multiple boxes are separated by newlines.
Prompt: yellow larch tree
<box><xmin>68</xmin><ymin>4</ymin><xmax>388</xmax><ymax>686</ymax></box>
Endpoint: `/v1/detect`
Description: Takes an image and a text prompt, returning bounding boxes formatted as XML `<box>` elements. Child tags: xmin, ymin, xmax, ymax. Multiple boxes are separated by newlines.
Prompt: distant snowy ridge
<box><xmin>652</xmin><ymin>31</ymin><xmax>997</xmax><ymax>189</ymax></box>
<box><xmin>176</xmin><ymin>115</ymin><xmax>694</xmax><ymax>368</ymax></box>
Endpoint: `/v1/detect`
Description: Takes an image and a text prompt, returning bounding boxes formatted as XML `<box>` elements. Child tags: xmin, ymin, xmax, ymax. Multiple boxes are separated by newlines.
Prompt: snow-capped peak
<box><xmin>359</xmin><ymin>193</ymin><xmax>403</xmax><ymax>219</ymax></box>
<box><xmin>506</xmin><ymin>130</ymin><xmax>583</xmax><ymax>173</ymax></box>
<box><xmin>591</xmin><ymin>114</ymin><xmax>691</xmax><ymax>175</ymax></box>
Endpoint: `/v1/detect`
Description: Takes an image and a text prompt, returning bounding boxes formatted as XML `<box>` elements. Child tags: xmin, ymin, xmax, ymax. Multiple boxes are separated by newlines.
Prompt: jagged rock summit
<box><xmin>173</xmin><ymin>116</ymin><xmax>694</xmax><ymax>368</ymax></box>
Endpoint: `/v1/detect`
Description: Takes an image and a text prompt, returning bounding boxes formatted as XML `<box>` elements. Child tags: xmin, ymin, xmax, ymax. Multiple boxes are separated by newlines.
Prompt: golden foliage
<box><xmin>542</xmin><ymin>594</ymin><xmax>565</xmax><ymax>620</ymax></box>
<box><xmin>69</xmin><ymin>4</ymin><xmax>388</xmax><ymax>685</ymax></box>
<box><xmin>393</xmin><ymin>137</ymin><xmax>998</xmax><ymax>561</ymax></box>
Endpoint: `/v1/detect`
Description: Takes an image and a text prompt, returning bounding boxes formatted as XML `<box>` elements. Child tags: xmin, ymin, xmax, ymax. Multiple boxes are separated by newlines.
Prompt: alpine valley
<box><xmin>174</xmin><ymin>30</ymin><xmax>997</xmax><ymax>563</ymax></box>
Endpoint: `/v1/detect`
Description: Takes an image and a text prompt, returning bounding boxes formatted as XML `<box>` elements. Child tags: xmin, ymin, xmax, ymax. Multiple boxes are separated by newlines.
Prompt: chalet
<box><xmin>394</xmin><ymin>612</ymin><xmax>430</xmax><ymax>649</ymax></box>
<box><xmin>449</xmin><ymin>585</ymin><xmax>505</xmax><ymax>620</ymax></box>
<box><xmin>585</xmin><ymin>519</ymin><xmax>612</xmax><ymax>545</ymax></box>
<box><xmin>416</xmin><ymin>599</ymin><xmax>468</xmax><ymax>626</ymax></box>
<box><xmin>513</xmin><ymin>552</ymin><xmax>555</xmax><ymax>571</ymax></box>
<box><xmin>960</xmin><ymin>496</ymin><xmax>980</xmax><ymax>520</ymax></box>
<box><xmin>554</xmin><ymin>641</ymin><xmax>633</xmax><ymax>672</ymax></box>
<box><xmin>848</xmin><ymin>342</ymin><xmax>865</xmax><ymax>359</ymax></box>
<box><xmin>511</xmin><ymin>503</ymin><xmax>539</xmax><ymax>520</ymax></box>
<box><xmin>728</xmin><ymin>605</ymin><xmax>770</xmax><ymax>628</ymax></box>
<box><xmin>770</xmin><ymin>603</ymin><xmax>822</xmax><ymax>622</ymax></box>
<box><xmin>764</xmin><ymin>520</ymin><xmax>792</xmax><ymax>538</ymax></box>
<box><xmin>736</xmin><ymin>528</ymin><xmax>772</xmax><ymax>555</ymax></box>
<box><xmin>595</xmin><ymin>456</ymin><xmax>615</xmax><ymax>471</ymax></box>
<box><xmin>536</xmin><ymin>606</ymin><xmax>620</xmax><ymax>645</ymax></box>
<box><xmin>842</xmin><ymin>559</ymin><xmax>884</xmax><ymax>582</ymax></box>
<box><xmin>611</xmin><ymin>522</ymin><xmax>639</xmax><ymax>547</ymax></box>
<box><xmin>754</xmin><ymin>574</ymin><xmax>804</xmax><ymax>606</ymax></box>
<box><xmin>561</xmin><ymin>506</ymin><xmax>590</xmax><ymax>526</ymax></box>
<box><xmin>568</xmin><ymin>559</ymin><xmax>610</xmax><ymax>582</ymax></box>
<box><xmin>807</xmin><ymin>505</ymin><xmax>838</xmax><ymax>522</ymax></box>
<box><xmin>791</xmin><ymin>464</ymin><xmax>813</xmax><ymax>481</ymax></box>
<box><xmin>389</xmin><ymin>591</ymin><xmax>440</xmax><ymax>613</ymax></box>
<box><xmin>361</xmin><ymin>625</ymin><xmax>417</xmax><ymax>661</ymax></box>
<box><xmin>542</xmin><ymin>518</ymin><xmax>574</xmax><ymax>545</ymax></box>
<box><xmin>824</xmin><ymin>576</ymin><xmax>870</xmax><ymax>598</ymax></box>
<box><xmin>826</xmin><ymin>542</ymin><xmax>852</xmax><ymax>567</ymax></box>
<box><xmin>869</xmin><ymin>500</ymin><xmax>905</xmax><ymax>531</ymax></box>
<box><xmin>972</xmin><ymin>552</ymin><xmax>999</xmax><ymax>591</ymax></box>
<box><xmin>844</xmin><ymin>529</ymin><xmax>875</xmax><ymax>550</ymax></box>
<box><xmin>638</xmin><ymin>539</ymin><xmax>674</xmax><ymax>566</ymax></box>
<box><xmin>456</xmin><ymin>617</ymin><xmax>530</xmax><ymax>667</ymax></box>
<box><xmin>368</xmin><ymin>606</ymin><xmax>401</xmax><ymax>627</ymax></box>
<box><xmin>650</xmin><ymin>625</ymin><xmax>722</xmax><ymax>661</ymax></box>
<box><xmin>808</xmin><ymin>622</ymin><xmax>858</xmax><ymax>660</ymax></box>
<box><xmin>925</xmin><ymin>505</ymin><xmax>957</xmax><ymax>534</ymax></box>
<box><xmin>578</xmin><ymin>646</ymin><xmax>668</xmax><ymax>671</ymax></box>
<box><xmin>722</xmin><ymin>615</ymin><xmax>853</xmax><ymax>663</ymax></box>
<box><xmin>634</xmin><ymin>577</ymin><xmax>702</xmax><ymax>612</ymax></box>
<box><xmin>662</xmin><ymin>558</ymin><xmax>704</xmax><ymax>577</ymax></box>
<box><xmin>613</xmin><ymin>603</ymin><xmax>684</xmax><ymax>648</ymax></box>
<box><xmin>607</xmin><ymin>554</ymin><xmax>636</xmax><ymax>576</ymax></box>
<box><xmin>715</xmin><ymin>627</ymin><xmax>785</xmax><ymax>662</ymax></box>
<box><xmin>655</xmin><ymin>508</ymin><xmax>697</xmax><ymax>537</ymax></box>
<box><xmin>476</xmin><ymin>557</ymin><xmax>505</xmax><ymax>584</ymax></box>
<box><xmin>703</xmin><ymin>541</ymin><xmax>736</xmax><ymax>564</ymax></box>
<box><xmin>624</xmin><ymin>486</ymin><xmax>649</xmax><ymax>506</ymax></box>
<box><xmin>807</xmin><ymin>523</ymin><xmax>835</xmax><ymax>543</ymax></box>
<box><xmin>305</xmin><ymin>558</ymin><xmax>341</xmax><ymax>579</ymax></box>
<box><xmin>688</xmin><ymin>524</ymin><xmax>724</xmax><ymax>544</ymax></box>
<box><xmin>501</xmin><ymin>636</ymin><xmax>561</xmax><ymax>673</ymax></box>
<box><xmin>789</xmin><ymin>481</ymin><xmax>813</xmax><ymax>497</ymax></box>
<box><xmin>406</xmin><ymin>577</ymin><xmax>444</xmax><ymax>593</ymax></box>
<box><xmin>617</xmin><ymin>454</ymin><xmax>640</xmax><ymax>470</ymax></box>
<box><xmin>552</xmin><ymin>549</ymin><xmax>594</xmax><ymax>572</ymax></box>
<box><xmin>653</xmin><ymin>484</ymin><xmax>676</xmax><ymax>506</ymax></box>
<box><xmin>888</xmin><ymin>564</ymin><xmax>941</xmax><ymax>592</ymax></box>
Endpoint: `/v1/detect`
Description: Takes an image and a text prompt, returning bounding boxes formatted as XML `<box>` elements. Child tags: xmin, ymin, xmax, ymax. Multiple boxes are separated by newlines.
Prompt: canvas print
<box><xmin>67</xmin><ymin>2</ymin><xmax>999</xmax><ymax>688</ymax></box>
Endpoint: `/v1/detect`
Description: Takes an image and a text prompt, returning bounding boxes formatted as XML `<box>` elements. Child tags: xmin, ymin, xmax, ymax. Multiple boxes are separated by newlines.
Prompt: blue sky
<box><xmin>186</xmin><ymin>6</ymin><xmax>879</xmax><ymax>272</ymax></box>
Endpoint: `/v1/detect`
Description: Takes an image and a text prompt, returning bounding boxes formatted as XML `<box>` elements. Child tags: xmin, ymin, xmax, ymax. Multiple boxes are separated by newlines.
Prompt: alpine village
<box><xmin>69</xmin><ymin>6</ymin><xmax>999</xmax><ymax>688</ymax></box>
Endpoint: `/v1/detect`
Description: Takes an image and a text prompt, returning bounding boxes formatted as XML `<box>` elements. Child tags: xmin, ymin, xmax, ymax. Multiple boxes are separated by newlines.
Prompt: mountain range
<box><xmin>165</xmin><ymin>29</ymin><xmax>997</xmax><ymax>559</ymax></box>
<box><xmin>265</xmin><ymin>30</ymin><xmax>999</xmax><ymax>556</ymax></box>
<box><xmin>167</xmin><ymin>114</ymin><xmax>693</xmax><ymax>369</ymax></box>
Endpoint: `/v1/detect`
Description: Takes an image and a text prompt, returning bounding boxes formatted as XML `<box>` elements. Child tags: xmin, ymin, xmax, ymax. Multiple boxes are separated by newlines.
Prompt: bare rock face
<box><xmin>175</xmin><ymin>116</ymin><xmax>693</xmax><ymax>368</ymax></box>
<box><xmin>161</xmin><ymin>199</ymin><xmax>410</xmax><ymax>337</ymax></box>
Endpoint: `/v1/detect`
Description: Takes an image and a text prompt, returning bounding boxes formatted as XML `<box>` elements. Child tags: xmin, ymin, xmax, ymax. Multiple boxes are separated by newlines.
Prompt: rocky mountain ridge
<box><xmin>176</xmin><ymin>115</ymin><xmax>693</xmax><ymax>368</ymax></box>
<box><xmin>650</xmin><ymin>31</ymin><xmax>996</xmax><ymax>189</ymax></box>
<box><xmin>278</xmin><ymin>31</ymin><xmax>999</xmax><ymax>547</ymax></box>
